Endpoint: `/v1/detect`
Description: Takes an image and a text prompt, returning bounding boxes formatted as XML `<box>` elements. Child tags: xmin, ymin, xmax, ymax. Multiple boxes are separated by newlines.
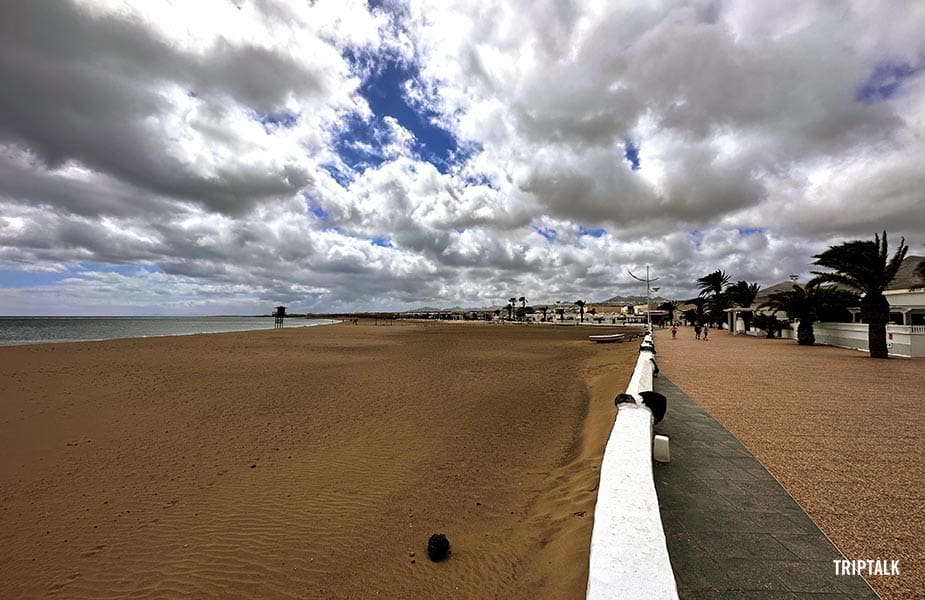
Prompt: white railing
<box><xmin>586</xmin><ymin>335</ymin><xmax>679</xmax><ymax>600</ymax></box>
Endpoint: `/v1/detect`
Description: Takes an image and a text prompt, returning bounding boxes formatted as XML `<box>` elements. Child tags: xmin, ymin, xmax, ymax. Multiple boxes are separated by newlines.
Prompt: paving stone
<box><xmin>720</xmin><ymin>558</ymin><xmax>792</xmax><ymax>592</ymax></box>
<box><xmin>771</xmin><ymin>533</ymin><xmax>843</xmax><ymax>561</ymax></box>
<box><xmin>774</xmin><ymin>560</ymin><xmax>843</xmax><ymax>593</ymax></box>
<box><xmin>683</xmin><ymin>593</ymin><xmax>798</xmax><ymax>600</ymax></box>
<box><xmin>654</xmin><ymin>376</ymin><xmax>878</xmax><ymax>599</ymax></box>
<box><xmin>697</xmin><ymin>532</ymin><xmax>798</xmax><ymax>561</ymax></box>
<box><xmin>747</xmin><ymin>511</ymin><xmax>811</xmax><ymax>534</ymax></box>
<box><xmin>666</xmin><ymin>509</ymin><xmax>759</xmax><ymax>533</ymax></box>
<box><xmin>670</xmin><ymin>554</ymin><xmax>737</xmax><ymax>592</ymax></box>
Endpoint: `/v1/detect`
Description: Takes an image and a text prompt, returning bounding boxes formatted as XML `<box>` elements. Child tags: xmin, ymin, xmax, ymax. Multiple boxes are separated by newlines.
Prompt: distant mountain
<box><xmin>406</xmin><ymin>306</ymin><xmax>469</xmax><ymax>313</ymax></box>
<box><xmin>597</xmin><ymin>295</ymin><xmax>670</xmax><ymax>305</ymax></box>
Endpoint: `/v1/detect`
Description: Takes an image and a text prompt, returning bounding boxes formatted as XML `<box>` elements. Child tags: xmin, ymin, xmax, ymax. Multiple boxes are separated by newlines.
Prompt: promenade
<box><xmin>651</xmin><ymin>326</ymin><xmax>924</xmax><ymax>599</ymax></box>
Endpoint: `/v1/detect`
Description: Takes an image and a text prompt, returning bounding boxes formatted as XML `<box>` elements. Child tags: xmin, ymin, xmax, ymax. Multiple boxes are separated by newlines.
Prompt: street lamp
<box><xmin>651</xmin><ymin>286</ymin><xmax>660</xmax><ymax>328</ymax></box>
<box><xmin>628</xmin><ymin>266</ymin><xmax>660</xmax><ymax>333</ymax></box>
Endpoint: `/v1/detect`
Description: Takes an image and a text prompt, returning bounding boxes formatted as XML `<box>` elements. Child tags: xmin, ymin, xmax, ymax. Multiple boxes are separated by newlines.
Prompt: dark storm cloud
<box><xmin>0</xmin><ymin>0</ymin><xmax>326</xmax><ymax>214</ymax></box>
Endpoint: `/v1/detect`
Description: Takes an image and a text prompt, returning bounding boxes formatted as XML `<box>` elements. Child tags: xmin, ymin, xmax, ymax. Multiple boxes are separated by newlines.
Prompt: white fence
<box><xmin>813</xmin><ymin>322</ymin><xmax>925</xmax><ymax>357</ymax></box>
<box><xmin>587</xmin><ymin>335</ymin><xmax>679</xmax><ymax>599</ymax></box>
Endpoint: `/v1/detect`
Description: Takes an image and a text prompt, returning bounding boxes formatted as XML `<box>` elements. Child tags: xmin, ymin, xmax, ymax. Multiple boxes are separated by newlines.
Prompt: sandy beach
<box><xmin>653</xmin><ymin>327</ymin><xmax>925</xmax><ymax>600</ymax></box>
<box><xmin>0</xmin><ymin>321</ymin><xmax>638</xmax><ymax>599</ymax></box>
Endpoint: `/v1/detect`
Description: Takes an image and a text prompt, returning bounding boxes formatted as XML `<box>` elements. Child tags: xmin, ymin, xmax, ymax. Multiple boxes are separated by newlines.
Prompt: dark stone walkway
<box><xmin>653</xmin><ymin>376</ymin><xmax>880</xmax><ymax>599</ymax></box>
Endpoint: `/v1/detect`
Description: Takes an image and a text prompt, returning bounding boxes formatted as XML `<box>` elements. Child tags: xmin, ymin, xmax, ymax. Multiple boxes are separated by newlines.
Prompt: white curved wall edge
<box><xmin>587</xmin><ymin>335</ymin><xmax>679</xmax><ymax>600</ymax></box>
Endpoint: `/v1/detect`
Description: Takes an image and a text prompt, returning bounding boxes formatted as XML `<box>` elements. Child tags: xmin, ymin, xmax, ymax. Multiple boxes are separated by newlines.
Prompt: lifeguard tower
<box><xmin>274</xmin><ymin>306</ymin><xmax>286</xmax><ymax>328</ymax></box>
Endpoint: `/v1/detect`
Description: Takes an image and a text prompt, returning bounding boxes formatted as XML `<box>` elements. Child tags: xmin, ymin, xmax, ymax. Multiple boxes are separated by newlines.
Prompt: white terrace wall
<box><xmin>587</xmin><ymin>336</ymin><xmax>679</xmax><ymax>600</ymax></box>
<box><xmin>812</xmin><ymin>322</ymin><xmax>925</xmax><ymax>358</ymax></box>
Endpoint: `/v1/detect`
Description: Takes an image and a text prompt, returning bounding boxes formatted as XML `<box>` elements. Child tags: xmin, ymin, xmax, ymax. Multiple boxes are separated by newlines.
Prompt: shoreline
<box><xmin>0</xmin><ymin>317</ymin><xmax>341</xmax><ymax>348</ymax></box>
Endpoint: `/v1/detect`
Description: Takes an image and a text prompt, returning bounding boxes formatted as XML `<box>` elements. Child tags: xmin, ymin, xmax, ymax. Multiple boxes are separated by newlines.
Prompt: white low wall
<box><xmin>812</xmin><ymin>322</ymin><xmax>869</xmax><ymax>352</ymax></box>
<box><xmin>587</xmin><ymin>336</ymin><xmax>679</xmax><ymax>600</ymax></box>
<box><xmin>813</xmin><ymin>322</ymin><xmax>925</xmax><ymax>357</ymax></box>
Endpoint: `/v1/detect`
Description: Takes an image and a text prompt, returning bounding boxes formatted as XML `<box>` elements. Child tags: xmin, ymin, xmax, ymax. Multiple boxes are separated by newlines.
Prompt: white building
<box><xmin>728</xmin><ymin>257</ymin><xmax>925</xmax><ymax>356</ymax></box>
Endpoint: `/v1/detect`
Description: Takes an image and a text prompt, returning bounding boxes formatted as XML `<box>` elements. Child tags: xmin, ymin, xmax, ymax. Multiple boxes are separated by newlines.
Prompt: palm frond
<box><xmin>882</xmin><ymin>235</ymin><xmax>908</xmax><ymax>285</ymax></box>
<box><xmin>807</xmin><ymin>271</ymin><xmax>860</xmax><ymax>291</ymax></box>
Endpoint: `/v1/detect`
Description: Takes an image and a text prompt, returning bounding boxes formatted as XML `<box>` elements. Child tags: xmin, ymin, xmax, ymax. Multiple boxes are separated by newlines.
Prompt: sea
<box><xmin>0</xmin><ymin>316</ymin><xmax>339</xmax><ymax>346</ymax></box>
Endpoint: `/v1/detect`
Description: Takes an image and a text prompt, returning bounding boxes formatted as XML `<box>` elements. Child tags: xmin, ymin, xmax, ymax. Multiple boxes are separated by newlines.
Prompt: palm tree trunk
<box><xmin>796</xmin><ymin>320</ymin><xmax>815</xmax><ymax>345</ymax></box>
<box><xmin>864</xmin><ymin>295</ymin><xmax>890</xmax><ymax>359</ymax></box>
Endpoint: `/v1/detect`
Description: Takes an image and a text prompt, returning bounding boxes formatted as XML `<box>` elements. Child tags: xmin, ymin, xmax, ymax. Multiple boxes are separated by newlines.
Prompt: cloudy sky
<box><xmin>1</xmin><ymin>0</ymin><xmax>923</xmax><ymax>315</ymax></box>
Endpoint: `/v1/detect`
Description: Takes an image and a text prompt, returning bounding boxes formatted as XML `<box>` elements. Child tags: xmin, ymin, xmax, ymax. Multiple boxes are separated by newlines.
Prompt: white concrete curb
<box><xmin>587</xmin><ymin>335</ymin><xmax>679</xmax><ymax>600</ymax></box>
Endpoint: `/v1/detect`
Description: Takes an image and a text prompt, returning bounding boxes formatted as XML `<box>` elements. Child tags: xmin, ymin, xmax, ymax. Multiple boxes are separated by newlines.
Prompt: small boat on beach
<box><xmin>588</xmin><ymin>333</ymin><xmax>625</xmax><ymax>343</ymax></box>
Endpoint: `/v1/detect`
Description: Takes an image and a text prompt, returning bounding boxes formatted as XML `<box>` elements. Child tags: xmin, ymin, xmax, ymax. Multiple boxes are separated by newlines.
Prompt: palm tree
<box><xmin>752</xmin><ymin>313</ymin><xmax>781</xmax><ymax>338</ymax></box>
<box><xmin>658</xmin><ymin>300</ymin><xmax>678</xmax><ymax>324</ymax></box>
<box><xmin>538</xmin><ymin>305</ymin><xmax>548</xmax><ymax>322</ymax></box>
<box><xmin>697</xmin><ymin>270</ymin><xmax>731</xmax><ymax>327</ymax></box>
<box><xmin>518</xmin><ymin>297</ymin><xmax>527</xmax><ymax>321</ymax></box>
<box><xmin>575</xmin><ymin>299</ymin><xmax>586</xmax><ymax>322</ymax></box>
<box><xmin>682</xmin><ymin>297</ymin><xmax>707</xmax><ymax>325</ymax></box>
<box><xmin>706</xmin><ymin>293</ymin><xmax>733</xmax><ymax>329</ymax></box>
<box><xmin>762</xmin><ymin>284</ymin><xmax>856</xmax><ymax>345</ymax></box>
<box><xmin>508</xmin><ymin>296</ymin><xmax>517</xmax><ymax>320</ymax></box>
<box><xmin>809</xmin><ymin>231</ymin><xmax>907</xmax><ymax>359</ymax></box>
<box><xmin>726</xmin><ymin>281</ymin><xmax>761</xmax><ymax>332</ymax></box>
<box><xmin>697</xmin><ymin>270</ymin><xmax>731</xmax><ymax>298</ymax></box>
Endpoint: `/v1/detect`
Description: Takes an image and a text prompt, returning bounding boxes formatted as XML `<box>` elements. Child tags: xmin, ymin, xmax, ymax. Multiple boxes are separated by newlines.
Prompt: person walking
<box><xmin>702</xmin><ymin>323</ymin><xmax>709</xmax><ymax>341</ymax></box>
<box><xmin>694</xmin><ymin>322</ymin><xmax>702</xmax><ymax>340</ymax></box>
<box><xmin>671</xmin><ymin>325</ymin><xmax>678</xmax><ymax>339</ymax></box>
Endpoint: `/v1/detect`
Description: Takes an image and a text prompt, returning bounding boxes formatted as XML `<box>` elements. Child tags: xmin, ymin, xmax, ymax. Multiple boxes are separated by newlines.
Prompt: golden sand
<box><xmin>0</xmin><ymin>321</ymin><xmax>638</xmax><ymax>599</ymax></box>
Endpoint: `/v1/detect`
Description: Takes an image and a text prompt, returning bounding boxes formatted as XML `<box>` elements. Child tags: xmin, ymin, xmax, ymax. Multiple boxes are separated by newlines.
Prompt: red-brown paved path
<box><xmin>653</xmin><ymin>326</ymin><xmax>925</xmax><ymax>600</ymax></box>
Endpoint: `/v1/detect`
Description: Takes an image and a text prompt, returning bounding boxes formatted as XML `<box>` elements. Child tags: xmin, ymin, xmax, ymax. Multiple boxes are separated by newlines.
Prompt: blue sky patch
<box><xmin>306</xmin><ymin>196</ymin><xmax>330</xmax><ymax>221</ymax></box>
<box><xmin>331</xmin><ymin>112</ymin><xmax>390</xmax><ymax>174</ymax></box>
<box><xmin>624</xmin><ymin>139</ymin><xmax>641</xmax><ymax>170</ymax></box>
<box><xmin>250</xmin><ymin>110</ymin><xmax>299</xmax><ymax>135</ymax></box>
<box><xmin>1</xmin><ymin>263</ymin><xmax>162</xmax><ymax>288</ymax></box>
<box><xmin>856</xmin><ymin>59</ymin><xmax>919</xmax><ymax>103</ymax></box>
<box><xmin>578</xmin><ymin>226</ymin><xmax>606</xmax><ymax>238</ymax></box>
<box><xmin>737</xmin><ymin>226</ymin><xmax>765</xmax><ymax>236</ymax></box>
<box><xmin>689</xmin><ymin>229</ymin><xmax>705</xmax><ymax>249</ymax></box>
<box><xmin>533</xmin><ymin>226</ymin><xmax>557</xmax><ymax>242</ymax></box>
<box><xmin>340</xmin><ymin>49</ymin><xmax>460</xmax><ymax>174</ymax></box>
<box><xmin>76</xmin><ymin>262</ymin><xmax>163</xmax><ymax>276</ymax></box>
<box><xmin>462</xmin><ymin>165</ymin><xmax>494</xmax><ymax>189</ymax></box>
<box><xmin>320</xmin><ymin>164</ymin><xmax>353</xmax><ymax>187</ymax></box>
<box><xmin>0</xmin><ymin>270</ymin><xmax>67</xmax><ymax>288</ymax></box>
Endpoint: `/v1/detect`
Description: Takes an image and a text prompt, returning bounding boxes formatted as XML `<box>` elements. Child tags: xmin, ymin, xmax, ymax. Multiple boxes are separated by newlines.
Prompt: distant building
<box><xmin>727</xmin><ymin>256</ymin><xmax>925</xmax><ymax>356</ymax></box>
<box><xmin>882</xmin><ymin>255</ymin><xmax>925</xmax><ymax>326</ymax></box>
<box><xmin>726</xmin><ymin>281</ymin><xmax>802</xmax><ymax>336</ymax></box>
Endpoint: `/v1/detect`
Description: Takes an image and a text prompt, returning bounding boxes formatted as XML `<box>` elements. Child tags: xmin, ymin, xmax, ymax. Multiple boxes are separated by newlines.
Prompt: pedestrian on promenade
<box><xmin>671</xmin><ymin>325</ymin><xmax>678</xmax><ymax>339</ymax></box>
<box><xmin>703</xmin><ymin>324</ymin><xmax>709</xmax><ymax>341</ymax></box>
<box><xmin>694</xmin><ymin>323</ymin><xmax>702</xmax><ymax>340</ymax></box>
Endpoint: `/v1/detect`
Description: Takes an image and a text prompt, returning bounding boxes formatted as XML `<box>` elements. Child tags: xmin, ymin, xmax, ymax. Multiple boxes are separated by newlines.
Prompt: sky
<box><xmin>1</xmin><ymin>0</ymin><xmax>924</xmax><ymax>315</ymax></box>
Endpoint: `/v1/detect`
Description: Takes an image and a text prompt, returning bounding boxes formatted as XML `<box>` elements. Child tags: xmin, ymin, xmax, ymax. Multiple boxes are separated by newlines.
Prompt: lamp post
<box><xmin>651</xmin><ymin>286</ymin><xmax>660</xmax><ymax>328</ymax></box>
<box><xmin>628</xmin><ymin>266</ymin><xmax>660</xmax><ymax>334</ymax></box>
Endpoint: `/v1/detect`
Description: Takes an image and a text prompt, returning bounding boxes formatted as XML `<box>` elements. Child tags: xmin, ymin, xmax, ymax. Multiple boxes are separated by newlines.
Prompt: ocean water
<box><xmin>0</xmin><ymin>317</ymin><xmax>338</xmax><ymax>346</ymax></box>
